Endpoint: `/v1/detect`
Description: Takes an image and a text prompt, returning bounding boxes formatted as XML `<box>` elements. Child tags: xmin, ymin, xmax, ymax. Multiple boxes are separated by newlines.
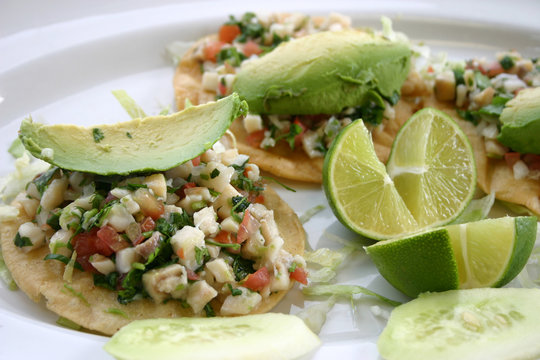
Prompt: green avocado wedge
<box><xmin>498</xmin><ymin>87</ymin><xmax>540</xmax><ymax>154</ymax></box>
<box><xmin>232</xmin><ymin>29</ymin><xmax>411</xmax><ymax>115</ymax></box>
<box><xmin>19</xmin><ymin>94</ymin><xmax>247</xmax><ymax>175</ymax></box>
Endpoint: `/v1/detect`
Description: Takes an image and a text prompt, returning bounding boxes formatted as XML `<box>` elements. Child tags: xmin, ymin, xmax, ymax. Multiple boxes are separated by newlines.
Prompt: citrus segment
<box><xmin>387</xmin><ymin>108</ymin><xmax>477</xmax><ymax>228</ymax></box>
<box><xmin>366</xmin><ymin>216</ymin><xmax>537</xmax><ymax>297</ymax></box>
<box><xmin>323</xmin><ymin>120</ymin><xmax>418</xmax><ymax>240</ymax></box>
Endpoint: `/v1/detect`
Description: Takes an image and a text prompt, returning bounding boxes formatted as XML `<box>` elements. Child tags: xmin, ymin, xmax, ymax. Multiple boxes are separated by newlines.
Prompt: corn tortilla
<box><xmin>0</xmin><ymin>186</ymin><xmax>305</xmax><ymax>336</ymax></box>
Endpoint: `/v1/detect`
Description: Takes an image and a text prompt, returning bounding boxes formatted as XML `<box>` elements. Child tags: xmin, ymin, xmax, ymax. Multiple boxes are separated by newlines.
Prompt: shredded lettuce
<box><xmin>451</xmin><ymin>192</ymin><xmax>495</xmax><ymax>224</ymax></box>
<box><xmin>8</xmin><ymin>138</ymin><xmax>24</xmax><ymax>159</ymax></box>
<box><xmin>499</xmin><ymin>200</ymin><xmax>535</xmax><ymax>216</ymax></box>
<box><xmin>0</xmin><ymin>205</ymin><xmax>19</xmax><ymax>222</ymax></box>
<box><xmin>112</xmin><ymin>90</ymin><xmax>147</xmax><ymax>119</ymax></box>
<box><xmin>63</xmin><ymin>250</ymin><xmax>78</xmax><ymax>283</ymax></box>
<box><xmin>305</xmin><ymin>246</ymin><xmax>356</xmax><ymax>283</ymax></box>
<box><xmin>0</xmin><ymin>152</ymin><xmax>50</xmax><ymax>204</ymax></box>
<box><xmin>0</xmin><ymin>249</ymin><xmax>17</xmax><ymax>290</ymax></box>
<box><xmin>56</xmin><ymin>316</ymin><xmax>82</xmax><ymax>330</ymax></box>
<box><xmin>104</xmin><ymin>308</ymin><xmax>129</xmax><ymax>318</ymax></box>
<box><xmin>165</xmin><ymin>41</ymin><xmax>194</xmax><ymax>66</ymax></box>
<box><xmin>295</xmin><ymin>296</ymin><xmax>336</xmax><ymax>334</ymax></box>
<box><xmin>299</xmin><ymin>204</ymin><xmax>325</xmax><ymax>224</ymax></box>
<box><xmin>303</xmin><ymin>284</ymin><xmax>402</xmax><ymax>307</ymax></box>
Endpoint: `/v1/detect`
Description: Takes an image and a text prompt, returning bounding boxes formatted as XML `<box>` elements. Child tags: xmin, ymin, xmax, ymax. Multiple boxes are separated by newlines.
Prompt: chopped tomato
<box><xmin>140</xmin><ymin>216</ymin><xmax>155</xmax><ymax>232</ymax></box>
<box><xmin>214</xmin><ymin>230</ymin><xmax>240</xmax><ymax>254</ymax></box>
<box><xmin>236</xmin><ymin>210</ymin><xmax>260</xmax><ymax>244</ymax></box>
<box><xmin>243</xmin><ymin>40</ymin><xmax>262</xmax><ymax>57</ymax></box>
<box><xmin>191</xmin><ymin>156</ymin><xmax>201</xmax><ymax>166</ymax></box>
<box><xmin>218</xmin><ymin>81</ymin><xmax>228</xmax><ymax>96</ymax></box>
<box><xmin>176</xmin><ymin>182</ymin><xmax>197</xmax><ymax>199</ymax></box>
<box><xmin>177</xmin><ymin>247</ymin><xmax>185</xmax><ymax>259</ymax></box>
<box><xmin>289</xmin><ymin>267</ymin><xmax>308</xmax><ymax>285</ymax></box>
<box><xmin>248</xmin><ymin>193</ymin><xmax>265</xmax><ymax>204</ymax></box>
<box><xmin>71</xmin><ymin>228</ymin><xmax>102</xmax><ymax>272</ymax></box>
<box><xmin>244</xmin><ymin>267</ymin><xmax>270</xmax><ymax>291</ymax></box>
<box><xmin>292</xmin><ymin>118</ymin><xmax>307</xmax><ymax>147</ymax></box>
<box><xmin>427</xmin><ymin>65</ymin><xmax>434</xmax><ymax>73</ymax></box>
<box><xmin>246</xmin><ymin>129</ymin><xmax>266</xmax><ymax>148</ymax></box>
<box><xmin>486</xmin><ymin>61</ymin><xmax>504</xmax><ymax>77</ymax></box>
<box><xmin>186</xmin><ymin>268</ymin><xmax>200</xmax><ymax>281</ymax></box>
<box><xmin>133</xmin><ymin>234</ymin><xmax>145</xmax><ymax>246</ymax></box>
<box><xmin>219</xmin><ymin>24</ymin><xmax>241</xmax><ymax>43</ymax></box>
<box><xmin>204</xmin><ymin>41</ymin><xmax>225</xmax><ymax>62</ymax></box>
<box><xmin>504</xmin><ymin>152</ymin><xmax>521</xmax><ymax>168</ymax></box>
<box><xmin>97</xmin><ymin>225</ymin><xmax>130</xmax><ymax>253</ymax></box>
<box><xmin>133</xmin><ymin>188</ymin><xmax>164</xmax><ymax>220</ymax></box>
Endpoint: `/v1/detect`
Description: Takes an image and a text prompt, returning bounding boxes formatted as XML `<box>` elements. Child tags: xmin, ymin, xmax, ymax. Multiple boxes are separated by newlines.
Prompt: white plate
<box><xmin>1</xmin><ymin>1</ymin><xmax>539</xmax><ymax>359</ymax></box>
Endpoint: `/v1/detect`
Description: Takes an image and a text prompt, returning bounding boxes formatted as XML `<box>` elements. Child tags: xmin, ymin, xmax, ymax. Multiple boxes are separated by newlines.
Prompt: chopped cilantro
<box><xmin>57</xmin><ymin>316</ymin><xmax>81</xmax><ymax>330</ymax></box>
<box><xmin>46</xmin><ymin>209</ymin><xmax>62</xmax><ymax>231</ymax></box>
<box><xmin>13</xmin><ymin>232</ymin><xmax>32</xmax><ymax>248</ymax></box>
<box><xmin>92</xmin><ymin>128</ymin><xmax>105</xmax><ymax>143</ymax></box>
<box><xmin>500</xmin><ymin>55</ymin><xmax>515</xmax><ymax>70</ymax></box>
<box><xmin>126</xmin><ymin>132</ymin><xmax>132</xmax><ymax>139</ymax></box>
<box><xmin>217</xmin><ymin>47</ymin><xmax>246</xmax><ymax>67</ymax></box>
<box><xmin>44</xmin><ymin>253</ymin><xmax>84</xmax><ymax>271</ymax></box>
<box><xmin>204</xmin><ymin>303</ymin><xmax>216</xmax><ymax>317</ymax></box>
<box><xmin>194</xmin><ymin>246</ymin><xmax>210</xmax><ymax>265</ymax></box>
<box><xmin>63</xmin><ymin>283</ymin><xmax>90</xmax><ymax>306</ymax></box>
<box><xmin>205</xmin><ymin>239</ymin><xmax>241</xmax><ymax>251</ymax></box>
<box><xmin>31</xmin><ymin>166</ymin><xmax>59</xmax><ymax>195</ymax></box>
<box><xmin>199</xmin><ymin>173</ymin><xmax>210</xmax><ymax>180</ymax></box>
<box><xmin>119</xmin><ymin>183</ymin><xmax>148</xmax><ymax>191</ymax></box>
<box><xmin>210</xmin><ymin>168</ymin><xmax>220</xmax><ymax>179</ymax></box>
<box><xmin>93</xmin><ymin>272</ymin><xmax>119</xmax><ymax>291</ymax></box>
<box><xmin>104</xmin><ymin>308</ymin><xmax>129</xmax><ymax>318</ymax></box>
<box><xmin>226</xmin><ymin>12</ymin><xmax>264</xmax><ymax>43</ymax></box>
<box><xmin>231</xmin><ymin>254</ymin><xmax>255</xmax><ymax>281</ymax></box>
<box><xmin>227</xmin><ymin>283</ymin><xmax>242</xmax><ymax>296</ymax></box>
<box><xmin>191</xmin><ymin>200</ymin><xmax>207</xmax><ymax>211</ymax></box>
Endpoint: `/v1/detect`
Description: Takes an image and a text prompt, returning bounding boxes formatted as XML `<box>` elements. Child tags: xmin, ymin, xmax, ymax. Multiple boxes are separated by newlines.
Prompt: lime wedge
<box><xmin>387</xmin><ymin>107</ymin><xmax>477</xmax><ymax>228</ymax></box>
<box><xmin>323</xmin><ymin>119</ymin><xmax>418</xmax><ymax>240</ymax></box>
<box><xmin>366</xmin><ymin>216</ymin><xmax>537</xmax><ymax>297</ymax></box>
<box><xmin>323</xmin><ymin>107</ymin><xmax>476</xmax><ymax>240</ymax></box>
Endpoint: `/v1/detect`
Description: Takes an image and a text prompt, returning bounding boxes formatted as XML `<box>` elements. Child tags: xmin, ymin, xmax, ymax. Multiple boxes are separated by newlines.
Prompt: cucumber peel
<box><xmin>378</xmin><ymin>288</ymin><xmax>540</xmax><ymax>360</ymax></box>
<box><xmin>104</xmin><ymin>313</ymin><xmax>321</xmax><ymax>360</ymax></box>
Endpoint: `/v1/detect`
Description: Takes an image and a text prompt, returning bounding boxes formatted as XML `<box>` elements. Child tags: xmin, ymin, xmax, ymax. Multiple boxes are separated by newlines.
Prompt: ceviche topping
<box><xmin>12</xmin><ymin>140</ymin><xmax>307</xmax><ymax>316</ymax></box>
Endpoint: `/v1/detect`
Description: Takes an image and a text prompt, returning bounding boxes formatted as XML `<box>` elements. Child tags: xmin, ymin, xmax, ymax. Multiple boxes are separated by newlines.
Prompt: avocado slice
<box><xmin>19</xmin><ymin>93</ymin><xmax>247</xmax><ymax>175</ymax></box>
<box><xmin>232</xmin><ymin>29</ymin><xmax>411</xmax><ymax>115</ymax></box>
<box><xmin>498</xmin><ymin>87</ymin><xmax>540</xmax><ymax>154</ymax></box>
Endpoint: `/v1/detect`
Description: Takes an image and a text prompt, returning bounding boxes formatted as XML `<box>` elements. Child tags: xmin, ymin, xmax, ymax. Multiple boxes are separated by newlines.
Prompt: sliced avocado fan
<box><xmin>19</xmin><ymin>93</ymin><xmax>247</xmax><ymax>175</ymax></box>
<box><xmin>232</xmin><ymin>29</ymin><xmax>411</xmax><ymax>115</ymax></box>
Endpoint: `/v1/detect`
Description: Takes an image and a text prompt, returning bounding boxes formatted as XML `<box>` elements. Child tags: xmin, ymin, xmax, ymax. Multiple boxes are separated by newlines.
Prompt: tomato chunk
<box><xmin>214</xmin><ymin>230</ymin><xmax>240</xmax><ymax>254</ymax></box>
<box><xmin>71</xmin><ymin>228</ymin><xmax>102</xmax><ymax>272</ymax></box>
<box><xmin>246</xmin><ymin>129</ymin><xmax>266</xmax><ymax>148</ymax></box>
<box><xmin>243</xmin><ymin>40</ymin><xmax>262</xmax><ymax>57</ymax></box>
<box><xmin>97</xmin><ymin>225</ymin><xmax>130</xmax><ymax>253</ymax></box>
<box><xmin>140</xmin><ymin>216</ymin><xmax>156</xmax><ymax>232</ymax></box>
<box><xmin>290</xmin><ymin>267</ymin><xmax>308</xmax><ymax>285</ymax></box>
<box><xmin>219</xmin><ymin>24</ymin><xmax>241</xmax><ymax>43</ymax></box>
<box><xmin>236</xmin><ymin>210</ymin><xmax>260</xmax><ymax>244</ymax></box>
<box><xmin>244</xmin><ymin>267</ymin><xmax>270</xmax><ymax>291</ymax></box>
<box><xmin>133</xmin><ymin>188</ymin><xmax>164</xmax><ymax>220</ymax></box>
<box><xmin>176</xmin><ymin>182</ymin><xmax>197</xmax><ymax>199</ymax></box>
<box><xmin>504</xmin><ymin>152</ymin><xmax>521</xmax><ymax>168</ymax></box>
<box><xmin>204</xmin><ymin>41</ymin><xmax>225</xmax><ymax>62</ymax></box>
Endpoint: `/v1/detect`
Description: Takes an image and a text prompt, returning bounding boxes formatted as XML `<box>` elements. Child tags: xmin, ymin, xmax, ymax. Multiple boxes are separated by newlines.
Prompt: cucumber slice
<box><xmin>378</xmin><ymin>288</ymin><xmax>540</xmax><ymax>360</ymax></box>
<box><xmin>104</xmin><ymin>313</ymin><xmax>321</xmax><ymax>360</ymax></box>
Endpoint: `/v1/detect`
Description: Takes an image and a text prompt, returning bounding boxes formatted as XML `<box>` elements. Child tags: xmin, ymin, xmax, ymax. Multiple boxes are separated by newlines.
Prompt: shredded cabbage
<box><xmin>0</xmin><ymin>152</ymin><xmax>50</xmax><ymax>204</ymax></box>
<box><xmin>112</xmin><ymin>90</ymin><xmax>148</xmax><ymax>119</ymax></box>
<box><xmin>305</xmin><ymin>245</ymin><xmax>356</xmax><ymax>283</ymax></box>
<box><xmin>451</xmin><ymin>192</ymin><xmax>495</xmax><ymax>224</ymax></box>
<box><xmin>0</xmin><ymin>250</ymin><xmax>17</xmax><ymax>290</ymax></box>
<box><xmin>295</xmin><ymin>296</ymin><xmax>336</xmax><ymax>334</ymax></box>
<box><xmin>8</xmin><ymin>138</ymin><xmax>24</xmax><ymax>159</ymax></box>
<box><xmin>0</xmin><ymin>205</ymin><xmax>19</xmax><ymax>222</ymax></box>
<box><xmin>303</xmin><ymin>284</ymin><xmax>402</xmax><ymax>307</ymax></box>
<box><xmin>165</xmin><ymin>41</ymin><xmax>195</xmax><ymax>66</ymax></box>
<box><xmin>299</xmin><ymin>204</ymin><xmax>325</xmax><ymax>224</ymax></box>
